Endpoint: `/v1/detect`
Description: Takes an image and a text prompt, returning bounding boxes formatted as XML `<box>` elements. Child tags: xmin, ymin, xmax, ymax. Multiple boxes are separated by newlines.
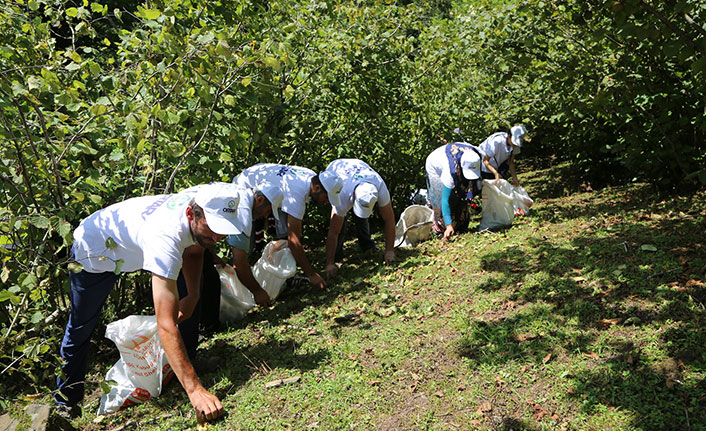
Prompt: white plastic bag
<box><xmin>394</xmin><ymin>205</ymin><xmax>434</xmax><ymax>248</ymax></box>
<box><xmin>218</xmin><ymin>240</ymin><xmax>296</xmax><ymax>325</ymax></box>
<box><xmin>479</xmin><ymin>179</ymin><xmax>515</xmax><ymax>231</ymax></box>
<box><xmin>512</xmin><ymin>185</ymin><xmax>533</xmax><ymax>216</ymax></box>
<box><xmin>98</xmin><ymin>315</ymin><xmax>173</xmax><ymax>415</ymax></box>
<box><xmin>252</xmin><ymin>240</ymin><xmax>296</xmax><ymax>300</ymax></box>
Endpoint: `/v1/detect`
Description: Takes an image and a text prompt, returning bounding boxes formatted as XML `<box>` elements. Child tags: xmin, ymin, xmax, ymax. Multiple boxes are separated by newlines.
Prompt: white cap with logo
<box><xmin>510</xmin><ymin>124</ymin><xmax>528</xmax><ymax>147</ymax></box>
<box><xmin>353</xmin><ymin>182</ymin><xmax>379</xmax><ymax>218</ymax></box>
<box><xmin>460</xmin><ymin>150</ymin><xmax>481</xmax><ymax>180</ymax></box>
<box><xmin>193</xmin><ymin>182</ymin><xmax>244</xmax><ymax>235</ymax></box>
<box><xmin>255</xmin><ymin>182</ymin><xmax>284</xmax><ymax>221</ymax></box>
<box><xmin>318</xmin><ymin>170</ymin><xmax>344</xmax><ymax>208</ymax></box>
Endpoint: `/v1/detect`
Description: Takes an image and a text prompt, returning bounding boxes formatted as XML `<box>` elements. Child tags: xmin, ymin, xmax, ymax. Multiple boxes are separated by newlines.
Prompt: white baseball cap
<box><xmin>318</xmin><ymin>170</ymin><xmax>343</xmax><ymax>208</ymax></box>
<box><xmin>353</xmin><ymin>182</ymin><xmax>379</xmax><ymax>218</ymax></box>
<box><xmin>193</xmin><ymin>182</ymin><xmax>244</xmax><ymax>235</ymax></box>
<box><xmin>510</xmin><ymin>124</ymin><xmax>527</xmax><ymax>147</ymax></box>
<box><xmin>460</xmin><ymin>150</ymin><xmax>481</xmax><ymax>180</ymax></box>
<box><xmin>255</xmin><ymin>182</ymin><xmax>284</xmax><ymax>221</ymax></box>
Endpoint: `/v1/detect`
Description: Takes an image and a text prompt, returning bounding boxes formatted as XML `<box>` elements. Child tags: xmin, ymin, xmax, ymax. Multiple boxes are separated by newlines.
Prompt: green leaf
<box><xmin>29</xmin><ymin>215</ymin><xmax>50</xmax><ymax>229</ymax></box>
<box><xmin>105</xmin><ymin>237</ymin><xmax>118</xmax><ymax>249</ymax></box>
<box><xmin>89</xmin><ymin>194</ymin><xmax>103</xmax><ymax>204</ymax></box>
<box><xmin>90</xmin><ymin>104</ymin><xmax>107</xmax><ymax>116</ymax></box>
<box><xmin>219</xmin><ymin>152</ymin><xmax>232</xmax><ymax>162</ymax></box>
<box><xmin>139</xmin><ymin>8</ymin><xmax>161</xmax><ymax>20</ymax></box>
<box><xmin>66</xmin><ymin>62</ymin><xmax>81</xmax><ymax>71</ymax></box>
<box><xmin>263</xmin><ymin>56</ymin><xmax>281</xmax><ymax>72</ymax></box>
<box><xmin>114</xmin><ymin>258</ymin><xmax>125</xmax><ymax>274</ymax></box>
<box><xmin>0</xmin><ymin>290</ymin><xmax>13</xmax><ymax>302</ymax></box>
<box><xmin>66</xmin><ymin>7</ymin><xmax>78</xmax><ymax>17</ymax></box>
<box><xmin>31</xmin><ymin>311</ymin><xmax>43</xmax><ymax>324</ymax></box>
<box><xmin>223</xmin><ymin>95</ymin><xmax>236</xmax><ymax>106</ymax></box>
<box><xmin>241</xmin><ymin>77</ymin><xmax>252</xmax><ymax>87</ymax></box>
<box><xmin>21</xmin><ymin>273</ymin><xmax>38</xmax><ymax>290</ymax></box>
<box><xmin>640</xmin><ymin>244</ymin><xmax>657</xmax><ymax>252</ymax></box>
<box><xmin>91</xmin><ymin>2</ymin><xmax>104</xmax><ymax>13</ymax></box>
<box><xmin>0</xmin><ymin>266</ymin><xmax>9</xmax><ymax>283</ymax></box>
<box><xmin>68</xmin><ymin>262</ymin><xmax>84</xmax><ymax>273</ymax></box>
<box><xmin>27</xmin><ymin>75</ymin><xmax>43</xmax><ymax>90</ymax></box>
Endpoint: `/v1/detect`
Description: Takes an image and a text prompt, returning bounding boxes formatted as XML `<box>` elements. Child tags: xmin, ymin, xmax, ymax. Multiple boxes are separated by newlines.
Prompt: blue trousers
<box><xmin>55</xmin><ymin>269</ymin><xmax>199</xmax><ymax>406</ymax></box>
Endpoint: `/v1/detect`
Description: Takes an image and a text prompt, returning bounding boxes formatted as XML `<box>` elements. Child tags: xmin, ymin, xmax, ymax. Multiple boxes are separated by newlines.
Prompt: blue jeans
<box><xmin>56</xmin><ymin>268</ymin><xmax>199</xmax><ymax>406</ymax></box>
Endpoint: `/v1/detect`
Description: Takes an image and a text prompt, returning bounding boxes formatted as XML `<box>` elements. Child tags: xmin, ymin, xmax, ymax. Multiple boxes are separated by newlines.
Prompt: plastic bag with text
<box><xmin>512</xmin><ymin>185</ymin><xmax>533</xmax><ymax>216</ymax></box>
<box><xmin>479</xmin><ymin>179</ymin><xmax>515</xmax><ymax>231</ymax></box>
<box><xmin>394</xmin><ymin>205</ymin><xmax>434</xmax><ymax>248</ymax></box>
<box><xmin>98</xmin><ymin>315</ymin><xmax>173</xmax><ymax>415</ymax></box>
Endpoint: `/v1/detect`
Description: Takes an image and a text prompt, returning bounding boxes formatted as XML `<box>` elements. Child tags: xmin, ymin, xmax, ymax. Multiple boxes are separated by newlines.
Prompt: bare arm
<box><xmin>231</xmin><ymin>246</ymin><xmax>270</xmax><ymax>307</ymax></box>
<box><xmin>287</xmin><ymin>215</ymin><xmax>326</xmax><ymax>289</ymax></box>
<box><xmin>325</xmin><ymin>211</ymin><xmax>345</xmax><ymax>278</ymax></box>
<box><xmin>483</xmin><ymin>155</ymin><xmax>501</xmax><ymax>181</ymax></box>
<box><xmin>179</xmin><ymin>245</ymin><xmax>204</xmax><ymax>322</ymax></box>
<box><xmin>152</xmin><ymin>274</ymin><xmax>223</xmax><ymax>423</ymax></box>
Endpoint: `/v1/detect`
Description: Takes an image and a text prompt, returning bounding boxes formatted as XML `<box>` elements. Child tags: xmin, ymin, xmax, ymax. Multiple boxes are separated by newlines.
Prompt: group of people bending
<box><xmin>54</xmin><ymin>125</ymin><xmax>527</xmax><ymax>422</ymax></box>
<box><xmin>425</xmin><ymin>124</ymin><xmax>528</xmax><ymax>239</ymax></box>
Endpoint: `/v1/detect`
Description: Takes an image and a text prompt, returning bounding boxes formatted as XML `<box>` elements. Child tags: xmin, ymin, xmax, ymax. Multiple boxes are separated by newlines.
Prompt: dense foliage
<box><xmin>1</xmin><ymin>0</ymin><xmax>704</xmax><ymax>397</ymax></box>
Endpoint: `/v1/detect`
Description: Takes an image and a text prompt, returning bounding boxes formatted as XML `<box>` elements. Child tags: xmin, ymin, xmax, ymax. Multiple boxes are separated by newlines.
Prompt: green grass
<box><xmin>17</xmin><ymin>160</ymin><xmax>706</xmax><ymax>430</ymax></box>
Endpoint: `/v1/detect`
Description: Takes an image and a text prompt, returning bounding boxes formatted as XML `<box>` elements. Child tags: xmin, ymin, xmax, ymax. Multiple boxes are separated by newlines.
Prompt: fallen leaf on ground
<box><xmin>265</xmin><ymin>376</ymin><xmax>301</xmax><ymax>388</ymax></box>
<box><xmin>584</xmin><ymin>352</ymin><xmax>600</xmax><ymax>360</ymax></box>
<box><xmin>433</xmin><ymin>391</ymin><xmax>444</xmax><ymax>398</ymax></box>
<box><xmin>367</xmin><ymin>380</ymin><xmax>381</xmax><ymax>386</ymax></box>
<box><xmin>480</xmin><ymin>401</ymin><xmax>492</xmax><ymax>412</ymax></box>
<box><xmin>599</xmin><ymin>318</ymin><xmax>622</xmax><ymax>327</ymax></box>
<box><xmin>543</xmin><ymin>353</ymin><xmax>552</xmax><ymax>364</ymax></box>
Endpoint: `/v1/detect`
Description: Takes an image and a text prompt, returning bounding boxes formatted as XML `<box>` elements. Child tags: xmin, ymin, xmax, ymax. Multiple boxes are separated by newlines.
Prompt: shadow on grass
<box><xmin>457</xmin><ymin>191</ymin><xmax>706</xmax><ymax>430</ymax></box>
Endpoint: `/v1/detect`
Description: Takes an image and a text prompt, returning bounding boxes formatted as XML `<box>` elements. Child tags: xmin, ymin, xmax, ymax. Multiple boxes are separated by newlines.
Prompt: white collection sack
<box><xmin>98</xmin><ymin>315</ymin><xmax>173</xmax><ymax>415</ymax></box>
<box><xmin>219</xmin><ymin>240</ymin><xmax>296</xmax><ymax>325</ymax></box>
<box><xmin>479</xmin><ymin>179</ymin><xmax>515</xmax><ymax>231</ymax></box>
<box><xmin>394</xmin><ymin>205</ymin><xmax>434</xmax><ymax>248</ymax></box>
<box><xmin>512</xmin><ymin>185</ymin><xmax>533</xmax><ymax>216</ymax></box>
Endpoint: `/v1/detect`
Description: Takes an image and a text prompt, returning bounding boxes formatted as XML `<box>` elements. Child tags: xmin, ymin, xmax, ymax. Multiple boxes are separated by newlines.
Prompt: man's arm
<box><xmin>287</xmin><ymin>216</ymin><xmax>326</xmax><ymax>289</ymax></box>
<box><xmin>325</xmin><ymin>211</ymin><xmax>345</xmax><ymax>278</ymax></box>
<box><xmin>179</xmin><ymin>245</ymin><xmax>205</xmax><ymax>322</ymax></box>
<box><xmin>152</xmin><ymin>274</ymin><xmax>223</xmax><ymax>423</ymax></box>
<box><xmin>231</xmin><ymin>246</ymin><xmax>270</xmax><ymax>307</ymax></box>
<box><xmin>378</xmin><ymin>203</ymin><xmax>396</xmax><ymax>263</ymax></box>
<box><xmin>483</xmin><ymin>155</ymin><xmax>501</xmax><ymax>181</ymax></box>
<box><xmin>508</xmin><ymin>154</ymin><xmax>519</xmax><ymax>186</ymax></box>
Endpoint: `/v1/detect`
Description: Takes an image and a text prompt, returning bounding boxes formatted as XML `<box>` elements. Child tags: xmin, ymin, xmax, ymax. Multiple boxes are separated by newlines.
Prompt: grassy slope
<box><xmin>74</xmin><ymin>160</ymin><xmax>705</xmax><ymax>430</ymax></box>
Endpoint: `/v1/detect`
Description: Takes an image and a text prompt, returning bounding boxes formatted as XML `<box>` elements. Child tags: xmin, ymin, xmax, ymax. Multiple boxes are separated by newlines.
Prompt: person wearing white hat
<box><xmin>322</xmin><ymin>159</ymin><xmax>396</xmax><ymax>279</ymax></box>
<box><xmin>233</xmin><ymin>163</ymin><xmax>343</xmax><ymax>289</ymax></box>
<box><xmin>478</xmin><ymin>124</ymin><xmax>528</xmax><ymax>186</ymax></box>
<box><xmin>56</xmin><ymin>182</ymin><xmax>244</xmax><ymax>422</ymax></box>
<box><xmin>426</xmin><ymin>141</ymin><xmax>484</xmax><ymax>240</ymax></box>
<box><xmin>217</xmin><ymin>183</ymin><xmax>284</xmax><ymax>307</ymax></box>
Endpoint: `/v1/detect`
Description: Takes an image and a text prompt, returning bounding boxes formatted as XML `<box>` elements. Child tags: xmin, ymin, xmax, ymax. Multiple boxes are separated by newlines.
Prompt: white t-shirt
<box><xmin>72</xmin><ymin>186</ymin><xmax>213</xmax><ymax>280</ymax></box>
<box><xmin>427</xmin><ymin>144</ymin><xmax>483</xmax><ymax>189</ymax></box>
<box><xmin>233</xmin><ymin>163</ymin><xmax>314</xmax><ymax>220</ymax></box>
<box><xmin>479</xmin><ymin>132</ymin><xmax>516</xmax><ymax>173</ymax></box>
<box><xmin>325</xmin><ymin>159</ymin><xmax>391</xmax><ymax>216</ymax></box>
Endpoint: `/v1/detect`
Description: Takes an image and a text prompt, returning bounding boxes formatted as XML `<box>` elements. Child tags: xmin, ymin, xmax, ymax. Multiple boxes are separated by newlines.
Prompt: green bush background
<box><xmin>1</xmin><ymin>0</ymin><xmax>704</xmax><ymax>394</ymax></box>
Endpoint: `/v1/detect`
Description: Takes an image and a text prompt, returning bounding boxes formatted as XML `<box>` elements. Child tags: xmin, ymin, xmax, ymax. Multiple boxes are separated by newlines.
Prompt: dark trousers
<box><xmin>335</xmin><ymin>213</ymin><xmax>376</xmax><ymax>261</ymax></box>
<box><xmin>481</xmin><ymin>161</ymin><xmax>510</xmax><ymax>180</ymax></box>
<box><xmin>56</xmin><ymin>264</ymin><xmax>202</xmax><ymax>406</ymax></box>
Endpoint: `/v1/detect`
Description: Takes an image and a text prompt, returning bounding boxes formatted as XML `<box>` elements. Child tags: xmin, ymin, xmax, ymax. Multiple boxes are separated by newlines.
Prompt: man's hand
<box><xmin>325</xmin><ymin>263</ymin><xmax>338</xmax><ymax>279</ymax></box>
<box><xmin>177</xmin><ymin>294</ymin><xmax>199</xmax><ymax>324</ymax></box>
<box><xmin>252</xmin><ymin>287</ymin><xmax>271</xmax><ymax>307</ymax></box>
<box><xmin>188</xmin><ymin>386</ymin><xmax>224</xmax><ymax>424</ymax></box>
<box><xmin>384</xmin><ymin>250</ymin><xmax>396</xmax><ymax>264</ymax></box>
<box><xmin>443</xmin><ymin>225</ymin><xmax>455</xmax><ymax>241</ymax></box>
<box><xmin>308</xmin><ymin>273</ymin><xmax>327</xmax><ymax>289</ymax></box>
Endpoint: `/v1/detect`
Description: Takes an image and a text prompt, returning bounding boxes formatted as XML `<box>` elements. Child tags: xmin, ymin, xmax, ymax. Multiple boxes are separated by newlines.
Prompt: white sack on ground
<box><xmin>252</xmin><ymin>240</ymin><xmax>296</xmax><ymax>300</ymax></box>
<box><xmin>512</xmin><ymin>185</ymin><xmax>533</xmax><ymax>216</ymax></box>
<box><xmin>479</xmin><ymin>179</ymin><xmax>515</xmax><ymax>231</ymax></box>
<box><xmin>394</xmin><ymin>205</ymin><xmax>434</xmax><ymax>248</ymax></box>
<box><xmin>219</xmin><ymin>240</ymin><xmax>296</xmax><ymax>325</ymax></box>
<box><xmin>98</xmin><ymin>315</ymin><xmax>173</xmax><ymax>415</ymax></box>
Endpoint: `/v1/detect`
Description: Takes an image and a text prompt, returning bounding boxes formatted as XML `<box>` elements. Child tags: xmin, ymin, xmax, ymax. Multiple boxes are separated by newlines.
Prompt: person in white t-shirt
<box><xmin>479</xmin><ymin>124</ymin><xmax>528</xmax><ymax>186</ymax></box>
<box><xmin>233</xmin><ymin>164</ymin><xmax>343</xmax><ymax>290</ymax></box>
<box><xmin>425</xmin><ymin>142</ymin><xmax>483</xmax><ymax>240</ymax></box>
<box><xmin>56</xmin><ymin>183</ymin><xmax>245</xmax><ymax>423</ymax></box>
<box><xmin>322</xmin><ymin>159</ymin><xmax>396</xmax><ymax>279</ymax></box>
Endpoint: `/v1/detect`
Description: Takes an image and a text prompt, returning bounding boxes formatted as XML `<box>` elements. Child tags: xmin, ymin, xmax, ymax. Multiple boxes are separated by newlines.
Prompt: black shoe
<box><xmin>54</xmin><ymin>403</ymin><xmax>82</xmax><ymax>420</ymax></box>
